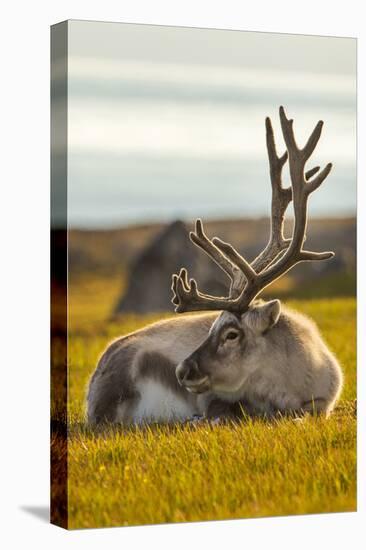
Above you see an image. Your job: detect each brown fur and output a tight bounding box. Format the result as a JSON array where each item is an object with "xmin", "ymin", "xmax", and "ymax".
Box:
[{"xmin": 87, "ymin": 342, "xmax": 138, "ymax": 424}]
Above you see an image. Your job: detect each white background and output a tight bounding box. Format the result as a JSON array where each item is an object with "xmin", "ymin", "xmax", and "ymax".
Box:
[{"xmin": 0, "ymin": 1, "xmax": 364, "ymax": 549}]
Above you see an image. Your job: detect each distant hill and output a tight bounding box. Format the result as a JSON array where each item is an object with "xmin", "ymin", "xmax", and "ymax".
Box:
[{"xmin": 67, "ymin": 216, "xmax": 356, "ymax": 313}]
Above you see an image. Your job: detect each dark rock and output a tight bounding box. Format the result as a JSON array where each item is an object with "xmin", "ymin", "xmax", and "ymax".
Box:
[{"xmin": 114, "ymin": 220, "xmax": 228, "ymax": 314}]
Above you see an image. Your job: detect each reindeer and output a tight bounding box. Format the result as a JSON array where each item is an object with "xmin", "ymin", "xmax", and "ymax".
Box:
[{"xmin": 87, "ymin": 107, "xmax": 343, "ymax": 426}]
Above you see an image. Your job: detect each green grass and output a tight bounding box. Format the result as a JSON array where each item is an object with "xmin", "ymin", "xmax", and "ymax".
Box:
[{"xmin": 62, "ymin": 278, "xmax": 356, "ymax": 529}]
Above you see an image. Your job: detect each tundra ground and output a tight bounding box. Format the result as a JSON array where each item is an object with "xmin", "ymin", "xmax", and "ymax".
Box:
[{"xmin": 54, "ymin": 275, "xmax": 356, "ymax": 529}]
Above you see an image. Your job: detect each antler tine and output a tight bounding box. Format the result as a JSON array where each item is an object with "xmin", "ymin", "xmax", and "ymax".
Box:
[
  {"xmin": 171, "ymin": 115, "xmax": 292, "ymax": 313},
  {"xmin": 189, "ymin": 219, "xmax": 246, "ymax": 298},
  {"xmin": 227, "ymin": 106, "xmax": 334, "ymax": 309},
  {"xmin": 171, "ymin": 267, "xmax": 242, "ymax": 313},
  {"xmin": 171, "ymin": 107, "xmax": 334, "ymax": 314},
  {"xmin": 251, "ymin": 106, "xmax": 334, "ymax": 291},
  {"xmin": 250, "ymin": 116, "xmax": 292, "ymax": 273},
  {"xmin": 253, "ymin": 133, "xmax": 323, "ymax": 274},
  {"xmin": 171, "ymin": 218, "xmax": 249, "ymax": 313}
]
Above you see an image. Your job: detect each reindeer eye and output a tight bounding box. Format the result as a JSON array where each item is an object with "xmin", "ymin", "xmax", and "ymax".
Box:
[{"xmin": 225, "ymin": 330, "xmax": 239, "ymax": 341}]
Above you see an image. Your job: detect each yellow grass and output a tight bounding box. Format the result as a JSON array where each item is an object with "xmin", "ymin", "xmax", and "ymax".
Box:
[{"xmin": 59, "ymin": 274, "xmax": 356, "ymax": 529}]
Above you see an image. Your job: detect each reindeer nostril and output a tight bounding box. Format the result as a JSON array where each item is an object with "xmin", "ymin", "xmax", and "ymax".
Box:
[
  {"xmin": 177, "ymin": 368, "xmax": 185, "ymax": 384},
  {"xmin": 177, "ymin": 359, "xmax": 199, "ymax": 384},
  {"xmin": 182, "ymin": 370, "xmax": 189, "ymax": 383},
  {"xmin": 187, "ymin": 361, "xmax": 196, "ymax": 380},
  {"xmin": 176, "ymin": 365, "xmax": 187, "ymax": 384}
]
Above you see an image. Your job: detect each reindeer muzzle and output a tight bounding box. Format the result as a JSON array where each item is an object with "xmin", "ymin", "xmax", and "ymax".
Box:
[{"xmin": 176, "ymin": 359, "xmax": 210, "ymax": 393}]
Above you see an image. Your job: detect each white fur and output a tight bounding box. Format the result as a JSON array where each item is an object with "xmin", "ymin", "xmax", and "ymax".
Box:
[{"xmin": 131, "ymin": 379, "xmax": 195, "ymax": 424}]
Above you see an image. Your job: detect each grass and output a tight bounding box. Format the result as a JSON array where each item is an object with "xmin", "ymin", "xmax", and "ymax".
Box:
[{"xmin": 59, "ymin": 274, "xmax": 357, "ymax": 529}]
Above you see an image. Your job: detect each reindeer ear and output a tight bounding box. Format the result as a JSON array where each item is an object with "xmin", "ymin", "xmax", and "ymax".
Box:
[{"xmin": 244, "ymin": 299, "xmax": 281, "ymax": 334}]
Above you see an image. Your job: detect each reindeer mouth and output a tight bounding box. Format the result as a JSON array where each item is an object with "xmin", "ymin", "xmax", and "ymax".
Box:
[{"xmin": 183, "ymin": 376, "xmax": 210, "ymax": 394}]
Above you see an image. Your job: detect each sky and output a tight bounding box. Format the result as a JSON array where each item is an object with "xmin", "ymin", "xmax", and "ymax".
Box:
[{"xmin": 61, "ymin": 20, "xmax": 356, "ymax": 228}]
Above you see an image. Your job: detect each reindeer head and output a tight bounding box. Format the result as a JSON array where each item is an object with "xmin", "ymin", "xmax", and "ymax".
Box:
[{"xmin": 173, "ymin": 106, "xmax": 334, "ymax": 395}]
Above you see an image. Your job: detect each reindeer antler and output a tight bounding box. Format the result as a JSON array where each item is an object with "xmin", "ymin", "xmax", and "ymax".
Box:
[
  {"xmin": 172, "ymin": 114, "xmax": 290, "ymax": 309},
  {"xmin": 171, "ymin": 106, "xmax": 334, "ymax": 314}
]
